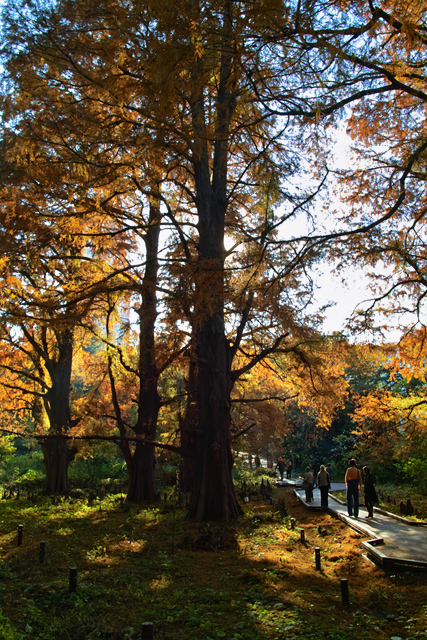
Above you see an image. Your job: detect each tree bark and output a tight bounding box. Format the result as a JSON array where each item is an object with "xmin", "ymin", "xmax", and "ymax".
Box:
[
  {"xmin": 126, "ymin": 439, "xmax": 158, "ymax": 502},
  {"xmin": 186, "ymin": 5, "xmax": 242, "ymax": 520},
  {"xmin": 187, "ymin": 318, "xmax": 242, "ymax": 520},
  {"xmin": 39, "ymin": 326, "xmax": 76, "ymax": 494},
  {"xmin": 125, "ymin": 190, "xmax": 161, "ymax": 503},
  {"xmin": 41, "ymin": 436, "xmax": 76, "ymax": 494},
  {"xmin": 179, "ymin": 352, "xmax": 198, "ymax": 493}
]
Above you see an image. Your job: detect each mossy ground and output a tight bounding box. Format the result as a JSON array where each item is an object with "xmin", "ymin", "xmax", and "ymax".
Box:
[{"xmin": 0, "ymin": 486, "xmax": 426, "ymax": 640}]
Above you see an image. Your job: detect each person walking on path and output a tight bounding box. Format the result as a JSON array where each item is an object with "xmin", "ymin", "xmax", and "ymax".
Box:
[
  {"xmin": 345, "ymin": 458, "xmax": 362, "ymax": 517},
  {"xmin": 363, "ymin": 466, "xmax": 377, "ymax": 518},
  {"xmin": 275, "ymin": 457, "xmax": 285, "ymax": 480},
  {"xmin": 312, "ymin": 460, "xmax": 320, "ymax": 487},
  {"xmin": 317, "ymin": 464, "xmax": 331, "ymax": 508},
  {"xmin": 303, "ymin": 467, "xmax": 314, "ymax": 503},
  {"xmin": 286, "ymin": 459, "xmax": 292, "ymax": 479}
]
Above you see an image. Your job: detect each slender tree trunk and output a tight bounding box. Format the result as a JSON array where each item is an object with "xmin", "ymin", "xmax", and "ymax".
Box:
[
  {"xmin": 126, "ymin": 189, "xmax": 161, "ymax": 503},
  {"xmin": 179, "ymin": 353, "xmax": 198, "ymax": 493}
]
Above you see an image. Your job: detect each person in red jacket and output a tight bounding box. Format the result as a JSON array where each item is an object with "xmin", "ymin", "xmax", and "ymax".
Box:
[
  {"xmin": 275, "ymin": 457, "xmax": 285, "ymax": 480},
  {"xmin": 345, "ymin": 458, "xmax": 362, "ymax": 518}
]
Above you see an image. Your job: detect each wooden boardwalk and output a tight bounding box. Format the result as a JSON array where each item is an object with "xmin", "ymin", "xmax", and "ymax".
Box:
[{"xmin": 286, "ymin": 481, "xmax": 427, "ymax": 570}]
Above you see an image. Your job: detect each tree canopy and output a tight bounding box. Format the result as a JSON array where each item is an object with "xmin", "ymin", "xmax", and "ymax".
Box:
[{"xmin": 1, "ymin": 0, "xmax": 427, "ymax": 519}]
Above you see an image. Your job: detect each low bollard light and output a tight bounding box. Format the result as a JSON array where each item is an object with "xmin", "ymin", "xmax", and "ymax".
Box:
[
  {"xmin": 315, "ymin": 547, "xmax": 321, "ymax": 570},
  {"xmin": 39, "ymin": 541, "xmax": 46, "ymax": 564},
  {"xmin": 69, "ymin": 567, "xmax": 78, "ymax": 593},
  {"xmin": 341, "ymin": 578, "xmax": 350, "ymax": 607},
  {"xmin": 141, "ymin": 622, "xmax": 154, "ymax": 639}
]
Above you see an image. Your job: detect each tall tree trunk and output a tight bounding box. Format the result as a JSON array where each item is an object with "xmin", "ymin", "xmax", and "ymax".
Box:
[
  {"xmin": 186, "ymin": 4, "xmax": 242, "ymax": 520},
  {"xmin": 126, "ymin": 189, "xmax": 161, "ymax": 503},
  {"xmin": 187, "ymin": 317, "xmax": 241, "ymax": 520}
]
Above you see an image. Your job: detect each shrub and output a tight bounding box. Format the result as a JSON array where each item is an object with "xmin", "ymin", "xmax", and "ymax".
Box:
[
  {"xmin": 402, "ymin": 458, "xmax": 427, "ymax": 494},
  {"xmin": 0, "ymin": 445, "xmax": 44, "ymax": 490},
  {"xmin": 0, "ymin": 608, "xmax": 24, "ymax": 640}
]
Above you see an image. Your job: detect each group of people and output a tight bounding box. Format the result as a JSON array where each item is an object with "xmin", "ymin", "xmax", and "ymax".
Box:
[
  {"xmin": 273, "ymin": 454, "xmax": 378, "ymax": 517},
  {"xmin": 301, "ymin": 458, "xmax": 377, "ymax": 517},
  {"xmin": 303, "ymin": 464, "xmax": 331, "ymax": 507},
  {"xmin": 275, "ymin": 457, "xmax": 293, "ymax": 480},
  {"xmin": 345, "ymin": 459, "xmax": 377, "ymax": 518}
]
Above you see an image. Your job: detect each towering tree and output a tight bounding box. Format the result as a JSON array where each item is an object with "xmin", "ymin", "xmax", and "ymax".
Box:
[{"xmin": 3, "ymin": 0, "xmax": 422, "ymax": 518}]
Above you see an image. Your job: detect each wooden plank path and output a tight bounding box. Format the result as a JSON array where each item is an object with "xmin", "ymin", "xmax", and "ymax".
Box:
[{"xmin": 287, "ymin": 480, "xmax": 427, "ymax": 570}]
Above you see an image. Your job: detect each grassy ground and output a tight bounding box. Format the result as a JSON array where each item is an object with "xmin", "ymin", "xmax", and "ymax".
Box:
[{"xmin": 0, "ymin": 486, "xmax": 427, "ymax": 640}]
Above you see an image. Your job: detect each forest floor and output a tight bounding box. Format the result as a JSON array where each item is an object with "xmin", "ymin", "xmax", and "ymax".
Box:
[{"xmin": 0, "ymin": 485, "xmax": 427, "ymax": 640}]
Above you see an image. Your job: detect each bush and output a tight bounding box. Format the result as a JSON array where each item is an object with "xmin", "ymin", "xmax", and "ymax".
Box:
[
  {"xmin": 69, "ymin": 441, "xmax": 127, "ymax": 490},
  {"xmin": 0, "ymin": 608, "xmax": 24, "ymax": 640},
  {"xmin": 402, "ymin": 458, "xmax": 427, "ymax": 493},
  {"xmin": 0, "ymin": 444, "xmax": 45, "ymax": 491}
]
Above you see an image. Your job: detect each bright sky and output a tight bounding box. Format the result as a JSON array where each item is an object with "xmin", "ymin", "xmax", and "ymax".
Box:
[{"xmin": 300, "ymin": 125, "xmax": 404, "ymax": 342}]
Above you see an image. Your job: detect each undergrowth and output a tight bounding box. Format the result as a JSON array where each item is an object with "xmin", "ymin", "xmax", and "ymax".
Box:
[{"xmin": 0, "ymin": 488, "xmax": 426, "ymax": 640}]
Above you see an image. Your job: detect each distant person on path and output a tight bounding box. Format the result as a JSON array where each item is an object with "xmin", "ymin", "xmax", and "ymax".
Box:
[
  {"xmin": 286, "ymin": 459, "xmax": 293, "ymax": 479},
  {"xmin": 345, "ymin": 458, "xmax": 362, "ymax": 517},
  {"xmin": 317, "ymin": 464, "xmax": 331, "ymax": 508},
  {"xmin": 304, "ymin": 467, "xmax": 314, "ymax": 502},
  {"xmin": 312, "ymin": 460, "xmax": 320, "ymax": 487},
  {"xmin": 255, "ymin": 454, "xmax": 261, "ymax": 468},
  {"xmin": 363, "ymin": 466, "xmax": 377, "ymax": 518},
  {"xmin": 275, "ymin": 457, "xmax": 285, "ymax": 480}
]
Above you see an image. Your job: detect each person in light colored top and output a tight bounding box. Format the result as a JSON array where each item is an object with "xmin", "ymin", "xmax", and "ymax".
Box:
[
  {"xmin": 345, "ymin": 458, "xmax": 362, "ymax": 517},
  {"xmin": 304, "ymin": 467, "xmax": 314, "ymax": 502},
  {"xmin": 317, "ymin": 464, "xmax": 331, "ymax": 508}
]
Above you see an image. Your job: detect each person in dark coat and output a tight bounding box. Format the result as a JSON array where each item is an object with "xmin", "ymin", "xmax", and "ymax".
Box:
[
  {"xmin": 312, "ymin": 460, "xmax": 320, "ymax": 487},
  {"xmin": 363, "ymin": 465, "xmax": 377, "ymax": 518}
]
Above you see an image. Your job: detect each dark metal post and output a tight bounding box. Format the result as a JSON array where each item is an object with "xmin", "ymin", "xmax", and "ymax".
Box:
[
  {"xmin": 290, "ymin": 517, "xmax": 295, "ymax": 530},
  {"xmin": 69, "ymin": 567, "xmax": 78, "ymax": 593},
  {"xmin": 141, "ymin": 622, "xmax": 154, "ymax": 639},
  {"xmin": 39, "ymin": 541, "xmax": 46, "ymax": 563},
  {"xmin": 17, "ymin": 524, "xmax": 23, "ymax": 546},
  {"xmin": 300, "ymin": 528, "xmax": 305, "ymax": 543},
  {"xmin": 315, "ymin": 547, "xmax": 321, "ymax": 570},
  {"xmin": 341, "ymin": 578, "xmax": 350, "ymax": 607}
]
